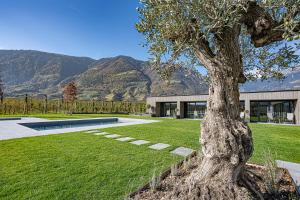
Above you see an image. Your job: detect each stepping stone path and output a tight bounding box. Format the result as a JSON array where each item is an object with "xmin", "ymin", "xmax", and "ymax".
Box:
[
  {"xmin": 149, "ymin": 143, "xmax": 170, "ymax": 150},
  {"xmin": 104, "ymin": 134, "xmax": 121, "ymax": 138},
  {"xmin": 94, "ymin": 132, "xmax": 109, "ymax": 135},
  {"xmin": 86, "ymin": 130, "xmax": 99, "ymax": 133},
  {"xmin": 87, "ymin": 130, "xmax": 196, "ymax": 158},
  {"xmin": 276, "ymin": 160, "xmax": 300, "ymax": 195},
  {"xmin": 116, "ymin": 137, "xmax": 135, "ymax": 142},
  {"xmin": 171, "ymin": 147, "xmax": 194, "ymax": 157},
  {"xmin": 130, "ymin": 140, "xmax": 150, "ymax": 145}
]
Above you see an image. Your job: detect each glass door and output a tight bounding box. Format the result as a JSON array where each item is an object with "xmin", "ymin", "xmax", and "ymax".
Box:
[{"xmin": 162, "ymin": 102, "xmax": 177, "ymax": 117}]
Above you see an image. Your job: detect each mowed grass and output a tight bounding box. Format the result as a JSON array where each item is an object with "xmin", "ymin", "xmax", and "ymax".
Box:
[
  {"xmin": 0, "ymin": 114, "xmax": 299, "ymax": 199},
  {"xmin": 102, "ymin": 118, "xmax": 300, "ymax": 164},
  {"xmin": 0, "ymin": 131, "xmax": 180, "ymax": 200}
]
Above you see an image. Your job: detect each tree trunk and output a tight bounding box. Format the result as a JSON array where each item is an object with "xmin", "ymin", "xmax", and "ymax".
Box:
[
  {"xmin": 196, "ymin": 66, "xmax": 254, "ymax": 199},
  {"xmin": 171, "ymin": 64, "xmax": 255, "ymax": 199},
  {"xmin": 165, "ymin": 27, "xmax": 258, "ymax": 199}
]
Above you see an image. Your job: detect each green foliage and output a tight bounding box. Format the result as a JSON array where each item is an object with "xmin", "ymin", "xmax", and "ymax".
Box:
[
  {"xmin": 242, "ymin": 39, "xmax": 300, "ymax": 80},
  {"xmin": 136, "ymin": 0, "xmax": 300, "ymax": 80},
  {"xmin": 0, "ymin": 98, "xmax": 146, "ymax": 115},
  {"xmin": 260, "ymin": 0, "xmax": 300, "ymax": 40}
]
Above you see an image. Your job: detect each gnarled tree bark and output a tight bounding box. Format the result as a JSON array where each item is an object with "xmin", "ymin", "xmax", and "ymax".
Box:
[
  {"xmin": 183, "ymin": 27, "xmax": 255, "ymax": 199},
  {"xmin": 172, "ymin": 63, "xmax": 255, "ymax": 199},
  {"xmin": 195, "ymin": 68, "xmax": 253, "ymax": 199}
]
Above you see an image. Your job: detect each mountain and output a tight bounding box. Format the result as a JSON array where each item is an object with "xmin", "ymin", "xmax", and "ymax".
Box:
[
  {"xmin": 2, "ymin": 50, "xmax": 297, "ymax": 100},
  {"xmin": 240, "ymin": 66, "xmax": 300, "ymax": 92},
  {"xmin": 0, "ymin": 50, "xmax": 208, "ymax": 101},
  {"xmin": 0, "ymin": 50, "xmax": 94, "ymax": 98}
]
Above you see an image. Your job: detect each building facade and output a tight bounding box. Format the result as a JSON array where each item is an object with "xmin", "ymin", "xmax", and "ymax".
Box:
[{"xmin": 146, "ymin": 90, "xmax": 300, "ymax": 125}]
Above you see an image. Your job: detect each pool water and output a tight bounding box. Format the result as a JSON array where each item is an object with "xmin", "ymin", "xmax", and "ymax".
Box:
[
  {"xmin": 19, "ymin": 118, "xmax": 119, "ymax": 131},
  {"xmin": 0, "ymin": 117, "xmax": 22, "ymax": 121}
]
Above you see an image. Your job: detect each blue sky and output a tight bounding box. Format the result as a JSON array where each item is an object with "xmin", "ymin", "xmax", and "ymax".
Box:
[
  {"xmin": 0, "ymin": 0, "xmax": 149, "ymax": 60},
  {"xmin": 0, "ymin": 0, "xmax": 298, "ymax": 64}
]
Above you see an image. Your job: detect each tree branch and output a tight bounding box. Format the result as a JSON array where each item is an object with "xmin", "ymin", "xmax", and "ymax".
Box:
[
  {"xmin": 195, "ymin": 33, "xmax": 215, "ymax": 58},
  {"xmin": 243, "ymin": 1, "xmax": 299, "ymax": 48},
  {"xmin": 251, "ymin": 28, "xmax": 284, "ymax": 47},
  {"xmin": 170, "ymin": 18, "xmax": 215, "ymax": 60},
  {"xmin": 194, "ymin": 48, "xmax": 217, "ymax": 72},
  {"xmin": 188, "ymin": 18, "xmax": 215, "ymax": 58}
]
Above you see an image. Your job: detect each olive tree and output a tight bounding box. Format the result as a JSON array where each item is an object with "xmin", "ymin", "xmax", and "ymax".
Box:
[{"xmin": 136, "ymin": 0, "xmax": 299, "ymax": 199}]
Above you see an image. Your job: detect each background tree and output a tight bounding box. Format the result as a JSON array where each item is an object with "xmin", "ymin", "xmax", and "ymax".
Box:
[
  {"xmin": 0, "ymin": 75, "xmax": 4, "ymax": 104},
  {"xmin": 63, "ymin": 82, "xmax": 77, "ymax": 114},
  {"xmin": 92, "ymin": 98, "xmax": 96, "ymax": 113},
  {"xmin": 23, "ymin": 94, "xmax": 29, "ymax": 114},
  {"xmin": 136, "ymin": 0, "xmax": 300, "ymax": 199},
  {"xmin": 43, "ymin": 94, "xmax": 48, "ymax": 114}
]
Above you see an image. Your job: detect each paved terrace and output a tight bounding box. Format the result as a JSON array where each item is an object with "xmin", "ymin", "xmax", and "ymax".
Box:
[{"xmin": 0, "ymin": 117, "xmax": 158, "ymax": 141}]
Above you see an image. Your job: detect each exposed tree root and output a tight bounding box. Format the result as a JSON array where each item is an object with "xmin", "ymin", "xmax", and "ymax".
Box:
[
  {"xmin": 241, "ymin": 170, "xmax": 264, "ymax": 200},
  {"xmin": 131, "ymin": 154, "xmax": 297, "ymax": 200},
  {"xmin": 163, "ymin": 165, "xmax": 260, "ymax": 200}
]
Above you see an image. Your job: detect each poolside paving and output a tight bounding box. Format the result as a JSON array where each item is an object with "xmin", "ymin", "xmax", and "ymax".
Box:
[
  {"xmin": 130, "ymin": 140, "xmax": 150, "ymax": 145},
  {"xmin": 171, "ymin": 147, "xmax": 194, "ymax": 157},
  {"xmin": 104, "ymin": 134, "xmax": 121, "ymax": 138},
  {"xmin": 0, "ymin": 117, "xmax": 158, "ymax": 141},
  {"xmin": 116, "ymin": 137, "xmax": 135, "ymax": 142},
  {"xmin": 276, "ymin": 160, "xmax": 300, "ymax": 195},
  {"xmin": 149, "ymin": 143, "xmax": 170, "ymax": 150}
]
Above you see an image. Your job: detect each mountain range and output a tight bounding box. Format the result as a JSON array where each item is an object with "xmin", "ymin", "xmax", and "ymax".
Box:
[
  {"xmin": 240, "ymin": 66, "xmax": 300, "ymax": 92},
  {"xmin": 1, "ymin": 50, "xmax": 299, "ymax": 101},
  {"xmin": 0, "ymin": 50, "xmax": 208, "ymax": 101}
]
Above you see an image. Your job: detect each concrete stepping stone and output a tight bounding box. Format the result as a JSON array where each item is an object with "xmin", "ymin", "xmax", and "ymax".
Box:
[
  {"xmin": 86, "ymin": 130, "xmax": 99, "ymax": 133},
  {"xmin": 116, "ymin": 137, "xmax": 135, "ymax": 142},
  {"xmin": 171, "ymin": 147, "xmax": 194, "ymax": 157},
  {"xmin": 276, "ymin": 160, "xmax": 300, "ymax": 195},
  {"xmin": 149, "ymin": 143, "xmax": 170, "ymax": 150},
  {"xmin": 130, "ymin": 140, "xmax": 150, "ymax": 145},
  {"xmin": 94, "ymin": 132, "xmax": 109, "ymax": 135},
  {"xmin": 104, "ymin": 134, "xmax": 121, "ymax": 138}
]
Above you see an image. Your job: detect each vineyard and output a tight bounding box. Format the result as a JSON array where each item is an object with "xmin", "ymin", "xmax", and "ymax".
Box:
[{"xmin": 0, "ymin": 98, "xmax": 146, "ymax": 115}]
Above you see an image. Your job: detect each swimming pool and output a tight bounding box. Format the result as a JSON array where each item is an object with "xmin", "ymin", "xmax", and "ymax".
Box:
[
  {"xmin": 19, "ymin": 118, "xmax": 119, "ymax": 131},
  {"xmin": 0, "ymin": 117, "xmax": 22, "ymax": 121}
]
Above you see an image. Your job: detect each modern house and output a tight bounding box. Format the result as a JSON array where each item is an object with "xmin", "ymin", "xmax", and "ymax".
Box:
[{"xmin": 146, "ymin": 90, "xmax": 300, "ymax": 125}]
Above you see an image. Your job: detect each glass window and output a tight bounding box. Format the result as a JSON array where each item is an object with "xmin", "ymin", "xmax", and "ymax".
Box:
[
  {"xmin": 184, "ymin": 101, "xmax": 244, "ymax": 119},
  {"xmin": 161, "ymin": 102, "xmax": 177, "ymax": 117},
  {"xmin": 250, "ymin": 100, "xmax": 295, "ymax": 123},
  {"xmin": 185, "ymin": 102, "xmax": 207, "ymax": 119}
]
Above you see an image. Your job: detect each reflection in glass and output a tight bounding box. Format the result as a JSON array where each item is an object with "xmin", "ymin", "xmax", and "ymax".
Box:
[
  {"xmin": 161, "ymin": 102, "xmax": 177, "ymax": 117},
  {"xmin": 185, "ymin": 102, "xmax": 207, "ymax": 119},
  {"xmin": 250, "ymin": 101, "xmax": 295, "ymax": 123}
]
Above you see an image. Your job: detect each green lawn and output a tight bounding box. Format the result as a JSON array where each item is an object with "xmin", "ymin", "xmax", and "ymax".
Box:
[{"xmin": 0, "ymin": 114, "xmax": 299, "ymax": 200}]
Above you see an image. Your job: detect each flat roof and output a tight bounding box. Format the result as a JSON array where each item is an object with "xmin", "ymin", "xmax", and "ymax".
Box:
[{"xmin": 148, "ymin": 89, "xmax": 300, "ymax": 98}]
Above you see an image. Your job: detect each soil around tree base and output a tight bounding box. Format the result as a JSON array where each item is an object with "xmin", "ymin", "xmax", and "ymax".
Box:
[{"xmin": 130, "ymin": 155, "xmax": 298, "ymax": 200}]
